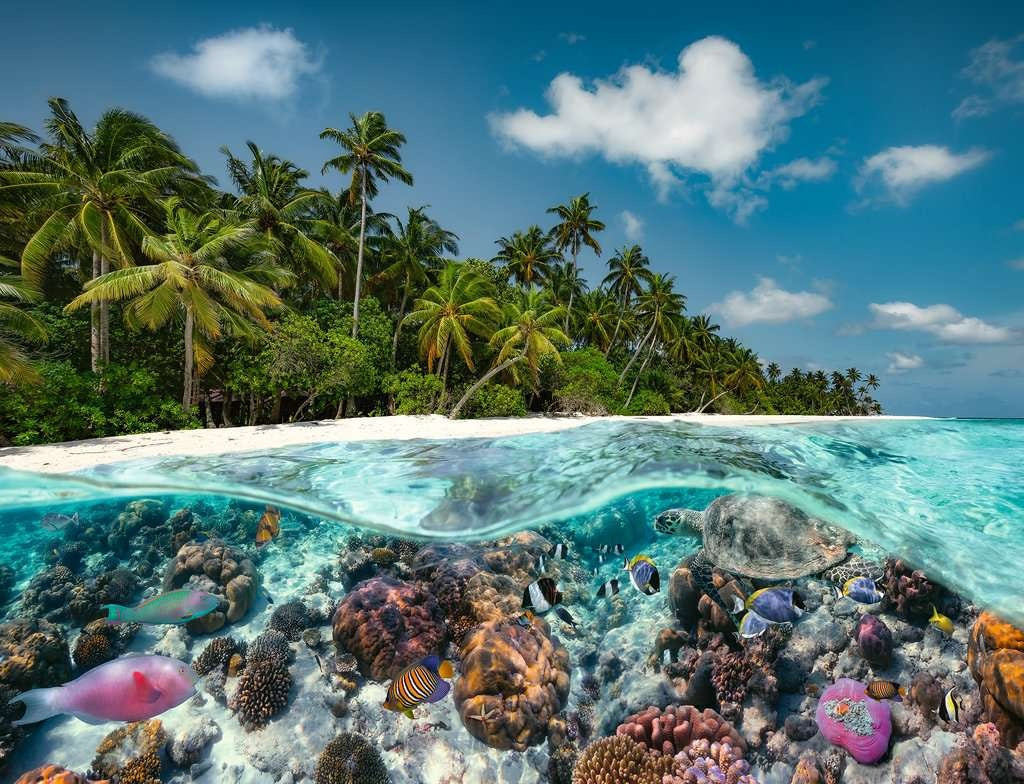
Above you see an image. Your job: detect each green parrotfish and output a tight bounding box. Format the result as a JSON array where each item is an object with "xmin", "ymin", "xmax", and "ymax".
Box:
[{"xmin": 102, "ymin": 589, "xmax": 220, "ymax": 626}]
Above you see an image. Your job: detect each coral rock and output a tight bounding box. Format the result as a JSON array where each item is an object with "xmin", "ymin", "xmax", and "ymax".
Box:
[
  {"xmin": 14, "ymin": 765, "xmax": 108, "ymax": 783},
  {"xmin": 313, "ymin": 732, "xmax": 390, "ymax": 784},
  {"xmin": 454, "ymin": 617, "xmax": 571, "ymax": 751},
  {"xmin": 192, "ymin": 636, "xmax": 244, "ymax": 677},
  {"xmin": 969, "ymin": 611, "xmax": 1024, "ymax": 747},
  {"xmin": 668, "ymin": 566, "xmax": 701, "ymax": 628},
  {"xmin": 615, "ymin": 705, "xmax": 746, "ymax": 756},
  {"xmin": 0, "ymin": 618, "xmax": 72, "ymax": 693},
  {"xmin": 90, "ymin": 719, "xmax": 166, "ymax": 782},
  {"xmin": 269, "ymin": 601, "xmax": 313, "ymax": 642},
  {"xmin": 789, "ymin": 756, "xmax": 823, "ymax": 784},
  {"xmin": 854, "ymin": 614, "xmax": 894, "ymax": 668},
  {"xmin": 815, "ymin": 678, "xmax": 892, "ymax": 764},
  {"xmin": 161, "ymin": 539, "xmax": 257, "ymax": 634},
  {"xmin": 168, "ymin": 716, "xmax": 220, "ymax": 767},
  {"xmin": 880, "ymin": 558, "xmax": 937, "ymax": 620},
  {"xmin": 230, "ymin": 656, "xmax": 292, "ymax": 731},
  {"xmin": 72, "ymin": 633, "xmax": 114, "ymax": 671},
  {"xmin": 571, "ymin": 735, "xmax": 675, "ymax": 784},
  {"xmin": 331, "ymin": 576, "xmax": 446, "ymax": 680}
]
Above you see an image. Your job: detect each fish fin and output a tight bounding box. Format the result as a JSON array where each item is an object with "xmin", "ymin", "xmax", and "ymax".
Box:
[
  {"xmin": 403, "ymin": 709, "xmax": 414, "ymax": 719},
  {"xmin": 622, "ymin": 557, "xmax": 629, "ymax": 570},
  {"xmin": 422, "ymin": 655, "xmax": 441, "ymax": 672},
  {"xmin": 101, "ymin": 604, "xmax": 127, "ymax": 625},
  {"xmin": 739, "ymin": 612, "xmax": 769, "ymax": 639},
  {"xmin": 9, "ymin": 687, "xmax": 62, "ymax": 726},
  {"xmin": 70, "ymin": 712, "xmax": 108, "ymax": 725},
  {"xmin": 731, "ymin": 596, "xmax": 745, "ymax": 613},
  {"xmin": 438, "ymin": 660, "xmax": 454, "ymax": 679},
  {"xmin": 132, "ymin": 671, "xmax": 162, "ymax": 704},
  {"xmin": 426, "ymin": 678, "xmax": 451, "ymax": 703},
  {"xmin": 521, "ymin": 587, "xmax": 532, "ymax": 610}
]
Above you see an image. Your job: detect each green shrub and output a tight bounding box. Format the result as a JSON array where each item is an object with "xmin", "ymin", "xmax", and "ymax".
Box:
[
  {"xmin": 384, "ymin": 369, "xmax": 443, "ymax": 415},
  {"xmin": 622, "ymin": 389, "xmax": 670, "ymax": 416},
  {"xmin": 550, "ymin": 348, "xmax": 621, "ymax": 414},
  {"xmin": 463, "ymin": 384, "xmax": 526, "ymax": 418}
]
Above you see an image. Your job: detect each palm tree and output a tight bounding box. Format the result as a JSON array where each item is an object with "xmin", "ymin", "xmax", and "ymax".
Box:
[
  {"xmin": 602, "ymin": 245, "xmax": 653, "ymax": 356},
  {"xmin": 492, "ymin": 226, "xmax": 559, "ymax": 290},
  {"xmin": 403, "ymin": 262, "xmax": 500, "ymax": 398},
  {"xmin": 577, "ymin": 289, "xmax": 617, "ymax": 353},
  {"xmin": 0, "ymin": 259, "xmax": 47, "ymax": 383},
  {"xmin": 547, "ymin": 193, "xmax": 604, "ymax": 333},
  {"xmin": 449, "ymin": 290, "xmax": 568, "ymax": 419},
  {"xmin": 378, "ymin": 206, "xmax": 458, "ymax": 366},
  {"xmin": 689, "ymin": 314, "xmax": 720, "ymax": 354},
  {"xmin": 545, "ymin": 261, "xmax": 586, "ymax": 327},
  {"xmin": 320, "ymin": 112, "xmax": 413, "ymax": 338},
  {"xmin": 3, "ymin": 98, "xmax": 202, "ymax": 369},
  {"xmin": 65, "ymin": 199, "xmax": 286, "ymax": 410},
  {"xmin": 766, "ymin": 362, "xmax": 782, "ymax": 384},
  {"xmin": 222, "ymin": 142, "xmax": 336, "ymax": 293},
  {"xmin": 619, "ymin": 272, "xmax": 685, "ymax": 386},
  {"xmin": 723, "ymin": 347, "xmax": 765, "ymax": 394}
]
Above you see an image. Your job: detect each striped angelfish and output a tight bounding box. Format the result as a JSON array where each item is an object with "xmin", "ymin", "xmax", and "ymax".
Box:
[
  {"xmin": 382, "ymin": 656, "xmax": 454, "ymax": 719},
  {"xmin": 624, "ymin": 554, "xmax": 661, "ymax": 595},
  {"xmin": 522, "ymin": 577, "xmax": 562, "ymax": 613},
  {"xmin": 596, "ymin": 578, "xmax": 620, "ymax": 599}
]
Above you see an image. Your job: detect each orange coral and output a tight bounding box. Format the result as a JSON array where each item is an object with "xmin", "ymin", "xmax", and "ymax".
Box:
[
  {"xmin": 969, "ymin": 612, "xmax": 1024, "ymax": 747},
  {"xmin": 14, "ymin": 765, "xmax": 108, "ymax": 784}
]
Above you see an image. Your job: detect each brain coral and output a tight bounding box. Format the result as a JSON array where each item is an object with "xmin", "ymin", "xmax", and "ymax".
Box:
[
  {"xmin": 454, "ymin": 616, "xmax": 571, "ymax": 751},
  {"xmin": 616, "ymin": 705, "xmax": 747, "ymax": 755},
  {"xmin": 331, "ymin": 576, "xmax": 446, "ymax": 680},
  {"xmin": 161, "ymin": 539, "xmax": 257, "ymax": 634},
  {"xmin": 313, "ymin": 733, "xmax": 391, "ymax": 784}
]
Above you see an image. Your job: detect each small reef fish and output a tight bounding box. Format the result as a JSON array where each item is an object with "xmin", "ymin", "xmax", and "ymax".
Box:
[
  {"xmin": 738, "ymin": 611, "xmax": 769, "ymax": 638},
  {"xmin": 835, "ymin": 576, "xmax": 885, "ymax": 604},
  {"xmin": 548, "ymin": 543, "xmax": 569, "ymax": 559},
  {"xmin": 623, "ymin": 555, "xmax": 660, "ymax": 596},
  {"xmin": 255, "ymin": 505, "xmax": 281, "ymax": 548},
  {"xmin": 39, "ymin": 512, "xmax": 79, "ymax": 532},
  {"xmin": 10, "ymin": 654, "xmax": 199, "ymax": 725},
  {"xmin": 938, "ymin": 687, "xmax": 963, "ymax": 723},
  {"xmin": 522, "ymin": 577, "xmax": 562, "ymax": 613},
  {"xmin": 865, "ymin": 680, "xmax": 906, "ymax": 701},
  {"xmin": 596, "ymin": 544, "xmax": 624, "ymax": 564},
  {"xmin": 192, "ymin": 532, "xmax": 211, "ymax": 543},
  {"xmin": 929, "ymin": 606, "xmax": 954, "ymax": 636},
  {"xmin": 515, "ymin": 610, "xmax": 536, "ymax": 627},
  {"xmin": 102, "ymin": 589, "xmax": 220, "ymax": 626},
  {"xmin": 383, "ymin": 656, "xmax": 455, "ymax": 719},
  {"xmin": 553, "ymin": 606, "xmax": 578, "ymax": 628},
  {"xmin": 264, "ymin": 589, "xmax": 275, "ymax": 605},
  {"xmin": 596, "ymin": 578, "xmax": 620, "ymax": 599},
  {"xmin": 733, "ymin": 587, "xmax": 804, "ymax": 624}
]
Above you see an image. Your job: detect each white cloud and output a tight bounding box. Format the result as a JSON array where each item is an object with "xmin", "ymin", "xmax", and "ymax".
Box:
[
  {"xmin": 560, "ymin": 32, "xmax": 586, "ymax": 45},
  {"xmin": 855, "ymin": 145, "xmax": 989, "ymax": 205},
  {"xmin": 620, "ymin": 210, "xmax": 644, "ymax": 241},
  {"xmin": 761, "ymin": 156, "xmax": 837, "ymax": 189},
  {"xmin": 953, "ymin": 35, "xmax": 1024, "ymax": 120},
  {"xmin": 869, "ymin": 301, "xmax": 1013, "ymax": 343},
  {"xmin": 489, "ymin": 36, "xmax": 826, "ymax": 222},
  {"xmin": 151, "ymin": 26, "xmax": 320, "ymax": 100},
  {"xmin": 1008, "ymin": 258, "xmax": 1024, "ymax": 270},
  {"xmin": 711, "ymin": 277, "xmax": 833, "ymax": 326},
  {"xmin": 533, "ymin": 50, "xmax": 547, "ymax": 63},
  {"xmin": 886, "ymin": 352, "xmax": 924, "ymax": 373}
]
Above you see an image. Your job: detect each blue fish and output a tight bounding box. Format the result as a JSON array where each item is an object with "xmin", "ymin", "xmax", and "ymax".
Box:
[
  {"xmin": 623, "ymin": 555, "xmax": 660, "ymax": 596},
  {"xmin": 734, "ymin": 587, "xmax": 804, "ymax": 624},
  {"xmin": 838, "ymin": 576, "xmax": 885, "ymax": 604},
  {"xmin": 738, "ymin": 611, "xmax": 769, "ymax": 638}
]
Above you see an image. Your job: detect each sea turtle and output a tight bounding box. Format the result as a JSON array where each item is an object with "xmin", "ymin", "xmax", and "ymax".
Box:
[
  {"xmin": 656, "ymin": 493, "xmax": 854, "ymax": 580},
  {"xmin": 823, "ymin": 554, "xmax": 884, "ymax": 585}
]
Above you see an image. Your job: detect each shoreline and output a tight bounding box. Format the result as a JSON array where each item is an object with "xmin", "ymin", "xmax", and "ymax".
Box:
[{"xmin": 0, "ymin": 413, "xmax": 930, "ymax": 475}]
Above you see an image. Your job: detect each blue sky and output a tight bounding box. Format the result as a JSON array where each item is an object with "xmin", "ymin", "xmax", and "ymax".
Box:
[{"xmin": 4, "ymin": 1, "xmax": 1023, "ymax": 416}]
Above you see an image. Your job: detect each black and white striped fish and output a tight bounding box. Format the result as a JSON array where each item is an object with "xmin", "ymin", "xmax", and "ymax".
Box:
[
  {"xmin": 596, "ymin": 578, "xmax": 620, "ymax": 599},
  {"xmin": 522, "ymin": 577, "xmax": 562, "ymax": 613},
  {"xmin": 549, "ymin": 543, "xmax": 569, "ymax": 559},
  {"xmin": 938, "ymin": 687, "xmax": 963, "ymax": 723},
  {"xmin": 596, "ymin": 544, "xmax": 624, "ymax": 563}
]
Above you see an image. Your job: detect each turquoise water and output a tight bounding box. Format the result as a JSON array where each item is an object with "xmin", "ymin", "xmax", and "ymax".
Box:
[{"xmin": 2, "ymin": 418, "xmax": 1022, "ymax": 623}]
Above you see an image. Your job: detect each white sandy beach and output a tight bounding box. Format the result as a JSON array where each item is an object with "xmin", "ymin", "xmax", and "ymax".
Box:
[{"xmin": 0, "ymin": 413, "xmax": 929, "ymax": 475}]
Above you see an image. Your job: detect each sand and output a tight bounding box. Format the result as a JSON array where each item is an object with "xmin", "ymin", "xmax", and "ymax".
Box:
[{"xmin": 0, "ymin": 413, "xmax": 929, "ymax": 475}]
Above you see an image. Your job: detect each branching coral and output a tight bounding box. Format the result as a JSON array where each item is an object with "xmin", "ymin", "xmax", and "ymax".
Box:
[
  {"xmin": 72, "ymin": 633, "xmax": 114, "ymax": 671},
  {"xmin": 90, "ymin": 720, "xmax": 165, "ymax": 783},
  {"xmin": 247, "ymin": 630, "xmax": 291, "ymax": 666},
  {"xmin": 616, "ymin": 705, "xmax": 746, "ymax": 756},
  {"xmin": 270, "ymin": 601, "xmax": 312, "ymax": 642},
  {"xmin": 313, "ymin": 732, "xmax": 390, "ymax": 784},
  {"xmin": 572, "ymin": 736, "xmax": 675, "ymax": 784},
  {"xmin": 193, "ymin": 636, "xmax": 245, "ymax": 676},
  {"xmin": 231, "ymin": 656, "xmax": 292, "ymax": 731}
]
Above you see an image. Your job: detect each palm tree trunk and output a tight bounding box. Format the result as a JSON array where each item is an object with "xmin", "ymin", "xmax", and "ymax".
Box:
[
  {"xmin": 618, "ymin": 321, "xmax": 655, "ymax": 385},
  {"xmin": 564, "ymin": 252, "xmax": 576, "ymax": 336},
  {"xmin": 391, "ymin": 276, "xmax": 410, "ymax": 368},
  {"xmin": 605, "ymin": 291, "xmax": 628, "ymax": 358},
  {"xmin": 90, "ymin": 248, "xmax": 101, "ymax": 372},
  {"xmin": 99, "ymin": 219, "xmax": 110, "ymax": 365},
  {"xmin": 449, "ymin": 356, "xmax": 522, "ymax": 419},
  {"xmin": 624, "ymin": 342, "xmax": 656, "ymax": 409},
  {"xmin": 182, "ymin": 311, "xmax": 194, "ymax": 412},
  {"xmin": 352, "ymin": 169, "xmax": 368, "ymax": 339},
  {"xmin": 222, "ymin": 391, "xmax": 234, "ymax": 427}
]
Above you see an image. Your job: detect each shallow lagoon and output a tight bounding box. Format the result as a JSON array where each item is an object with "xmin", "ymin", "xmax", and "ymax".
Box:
[{"xmin": 1, "ymin": 418, "xmax": 1022, "ymax": 783}]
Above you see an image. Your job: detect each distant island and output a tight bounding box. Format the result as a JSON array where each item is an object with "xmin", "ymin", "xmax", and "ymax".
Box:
[{"xmin": 0, "ymin": 102, "xmax": 881, "ymax": 447}]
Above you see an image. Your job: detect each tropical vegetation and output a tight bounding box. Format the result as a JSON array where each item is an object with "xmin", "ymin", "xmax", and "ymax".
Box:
[{"xmin": 0, "ymin": 99, "xmax": 883, "ymax": 446}]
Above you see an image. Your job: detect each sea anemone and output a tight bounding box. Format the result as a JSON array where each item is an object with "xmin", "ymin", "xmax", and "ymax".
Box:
[{"xmin": 313, "ymin": 732, "xmax": 390, "ymax": 784}]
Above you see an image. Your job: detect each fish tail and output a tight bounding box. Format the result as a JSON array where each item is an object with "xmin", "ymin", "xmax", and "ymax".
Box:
[
  {"xmin": 10, "ymin": 686, "xmax": 63, "ymax": 725},
  {"xmin": 101, "ymin": 604, "xmax": 129, "ymax": 625}
]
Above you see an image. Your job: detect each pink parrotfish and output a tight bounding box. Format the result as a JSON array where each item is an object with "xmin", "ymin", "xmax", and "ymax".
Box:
[
  {"xmin": 10, "ymin": 654, "xmax": 199, "ymax": 725},
  {"xmin": 102, "ymin": 589, "xmax": 220, "ymax": 625}
]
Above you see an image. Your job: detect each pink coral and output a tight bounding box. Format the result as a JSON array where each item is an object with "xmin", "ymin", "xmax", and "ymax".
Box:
[
  {"xmin": 616, "ymin": 705, "xmax": 746, "ymax": 756},
  {"xmin": 815, "ymin": 678, "xmax": 891, "ymax": 764}
]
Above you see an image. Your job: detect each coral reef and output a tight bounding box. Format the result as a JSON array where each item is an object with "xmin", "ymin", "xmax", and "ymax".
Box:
[
  {"xmin": 107, "ymin": 499, "xmax": 166, "ymax": 558},
  {"xmin": 313, "ymin": 732, "xmax": 391, "ymax": 784},
  {"xmin": 269, "ymin": 600, "xmax": 313, "ymax": 642},
  {"xmin": 454, "ymin": 617, "xmax": 571, "ymax": 751},
  {"xmin": 815, "ymin": 678, "xmax": 892, "ymax": 764},
  {"xmin": 230, "ymin": 655, "xmax": 292, "ymax": 731},
  {"xmin": 247, "ymin": 629, "xmax": 291, "ymax": 666},
  {"xmin": 193, "ymin": 636, "xmax": 245, "ymax": 676},
  {"xmin": 853, "ymin": 614, "xmax": 893, "ymax": 668},
  {"xmin": 72, "ymin": 632, "xmax": 114, "ymax": 671},
  {"xmin": 663, "ymin": 737, "xmax": 757, "ymax": 784},
  {"xmin": 94, "ymin": 568, "xmax": 138, "ymax": 607},
  {"xmin": 615, "ymin": 705, "xmax": 746, "ymax": 755},
  {"xmin": 936, "ymin": 721, "xmax": 1024, "ymax": 783},
  {"xmin": 17, "ymin": 565, "xmax": 84, "ymax": 623},
  {"xmin": 161, "ymin": 539, "xmax": 258, "ymax": 634},
  {"xmin": 0, "ymin": 618, "xmax": 72, "ymax": 693},
  {"xmin": 331, "ymin": 576, "xmax": 446, "ymax": 680},
  {"xmin": 0, "ymin": 565, "xmax": 13, "ymax": 606},
  {"xmin": 880, "ymin": 558, "xmax": 938, "ymax": 620},
  {"xmin": 90, "ymin": 719, "xmax": 165, "ymax": 783},
  {"xmin": 969, "ymin": 611, "xmax": 1024, "ymax": 747},
  {"xmin": 14, "ymin": 765, "xmax": 107, "ymax": 784},
  {"xmin": 571, "ymin": 735, "xmax": 675, "ymax": 784},
  {"xmin": 167, "ymin": 716, "xmax": 220, "ymax": 767}
]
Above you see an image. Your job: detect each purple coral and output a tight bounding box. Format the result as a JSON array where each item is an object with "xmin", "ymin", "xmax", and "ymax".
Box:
[
  {"xmin": 881, "ymin": 558, "xmax": 937, "ymax": 620},
  {"xmin": 854, "ymin": 614, "xmax": 894, "ymax": 668},
  {"xmin": 664, "ymin": 738, "xmax": 759, "ymax": 784},
  {"xmin": 815, "ymin": 678, "xmax": 892, "ymax": 764}
]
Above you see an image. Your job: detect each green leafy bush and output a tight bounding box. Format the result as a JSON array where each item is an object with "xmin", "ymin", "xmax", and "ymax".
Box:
[
  {"xmin": 463, "ymin": 384, "xmax": 526, "ymax": 418},
  {"xmin": 622, "ymin": 389, "xmax": 670, "ymax": 416},
  {"xmin": 550, "ymin": 348, "xmax": 622, "ymax": 414},
  {"xmin": 384, "ymin": 369, "xmax": 443, "ymax": 415}
]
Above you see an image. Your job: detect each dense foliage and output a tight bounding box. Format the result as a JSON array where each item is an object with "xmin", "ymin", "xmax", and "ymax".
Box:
[{"xmin": 0, "ymin": 100, "xmax": 882, "ymax": 445}]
